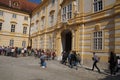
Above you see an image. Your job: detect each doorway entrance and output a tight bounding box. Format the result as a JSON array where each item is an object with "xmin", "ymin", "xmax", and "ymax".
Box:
[{"xmin": 61, "ymin": 30, "xmax": 72, "ymax": 52}]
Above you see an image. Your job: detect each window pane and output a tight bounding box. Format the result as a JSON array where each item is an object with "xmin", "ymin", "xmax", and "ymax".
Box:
[
  {"xmin": 24, "ymin": 16, "xmax": 28, "ymax": 20},
  {"xmin": 0, "ymin": 11, "xmax": 3, "ymax": 16},
  {"xmin": 10, "ymin": 40, "xmax": 14, "ymax": 47},
  {"xmin": 93, "ymin": 31, "xmax": 102, "ymax": 50},
  {"xmin": 12, "ymin": 14, "xmax": 16, "ymax": 18},
  {"xmin": 0, "ymin": 23, "xmax": 2, "ymax": 30}
]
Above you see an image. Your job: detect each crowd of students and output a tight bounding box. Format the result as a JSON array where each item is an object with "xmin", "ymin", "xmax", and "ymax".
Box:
[
  {"xmin": 0, "ymin": 46, "xmax": 120, "ymax": 75},
  {"xmin": 61, "ymin": 50, "xmax": 81, "ymax": 70}
]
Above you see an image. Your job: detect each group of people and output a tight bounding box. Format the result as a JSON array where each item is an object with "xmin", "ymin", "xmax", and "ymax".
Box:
[
  {"xmin": 0, "ymin": 46, "xmax": 27, "ymax": 57},
  {"xmin": 91, "ymin": 52, "xmax": 120, "ymax": 75},
  {"xmin": 108, "ymin": 52, "xmax": 120, "ymax": 76},
  {"xmin": 1, "ymin": 45, "xmax": 120, "ymax": 74},
  {"xmin": 61, "ymin": 50, "xmax": 120, "ymax": 75},
  {"xmin": 61, "ymin": 50, "xmax": 81, "ymax": 70}
]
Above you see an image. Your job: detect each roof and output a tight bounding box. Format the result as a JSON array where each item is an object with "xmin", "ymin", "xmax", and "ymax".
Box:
[{"xmin": 0, "ymin": 0, "xmax": 38, "ymax": 13}]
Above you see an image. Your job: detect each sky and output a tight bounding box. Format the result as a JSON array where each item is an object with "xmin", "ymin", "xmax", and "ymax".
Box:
[{"xmin": 28, "ymin": 0, "xmax": 41, "ymax": 4}]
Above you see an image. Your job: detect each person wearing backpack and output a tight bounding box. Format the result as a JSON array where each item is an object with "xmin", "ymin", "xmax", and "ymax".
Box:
[{"xmin": 92, "ymin": 52, "xmax": 101, "ymax": 73}]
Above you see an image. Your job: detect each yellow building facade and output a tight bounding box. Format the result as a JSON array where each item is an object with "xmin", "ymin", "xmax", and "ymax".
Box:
[
  {"xmin": 0, "ymin": 0, "xmax": 37, "ymax": 48},
  {"xmin": 0, "ymin": 0, "xmax": 120, "ymax": 69},
  {"xmin": 31, "ymin": 0, "xmax": 120, "ymax": 69}
]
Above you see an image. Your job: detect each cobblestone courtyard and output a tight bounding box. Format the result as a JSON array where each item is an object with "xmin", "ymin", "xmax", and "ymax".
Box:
[{"xmin": 0, "ymin": 56, "xmax": 120, "ymax": 80}]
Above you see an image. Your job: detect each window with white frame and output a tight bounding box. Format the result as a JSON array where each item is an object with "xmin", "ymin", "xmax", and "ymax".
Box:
[
  {"xmin": 67, "ymin": 3, "xmax": 72, "ymax": 19},
  {"xmin": 62, "ymin": 7, "xmax": 66, "ymax": 21},
  {"xmin": 24, "ymin": 16, "xmax": 28, "ymax": 20},
  {"xmin": 62, "ymin": 3, "xmax": 72, "ymax": 22},
  {"xmin": 0, "ymin": 10, "xmax": 3, "ymax": 16},
  {"xmin": 41, "ymin": 18, "xmax": 45, "ymax": 30},
  {"xmin": 50, "ymin": 14, "xmax": 54, "ymax": 26},
  {"xmin": 93, "ymin": 31, "xmax": 102, "ymax": 50},
  {"xmin": 42, "ymin": 7, "xmax": 45, "ymax": 14},
  {"xmin": 11, "ymin": 24, "xmax": 15, "ymax": 32},
  {"xmin": 23, "ymin": 27, "xmax": 27, "ymax": 34},
  {"xmin": 37, "ymin": 12, "xmax": 39, "ymax": 17},
  {"xmin": 12, "ymin": 14, "xmax": 17, "ymax": 18},
  {"xmin": 0, "ymin": 23, "xmax": 2, "ymax": 31},
  {"xmin": 22, "ymin": 41, "xmax": 26, "ymax": 48},
  {"xmin": 93, "ymin": 0, "xmax": 103, "ymax": 12},
  {"xmin": 10, "ymin": 40, "xmax": 14, "ymax": 47},
  {"xmin": 51, "ymin": 0, "xmax": 55, "ymax": 5}
]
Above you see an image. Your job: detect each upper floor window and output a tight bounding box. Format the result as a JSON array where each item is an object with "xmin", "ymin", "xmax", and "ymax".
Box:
[
  {"xmin": 52, "ymin": 0, "xmax": 55, "ymax": 5},
  {"xmin": 93, "ymin": 31, "xmax": 103, "ymax": 50},
  {"xmin": 0, "ymin": 23, "xmax": 2, "ymax": 31},
  {"xmin": 11, "ymin": 24, "xmax": 15, "ymax": 32},
  {"xmin": 93, "ymin": 0, "xmax": 103, "ymax": 12},
  {"xmin": 9, "ymin": 40, "xmax": 14, "ymax": 47},
  {"xmin": 62, "ymin": 3, "xmax": 72, "ymax": 22},
  {"xmin": 12, "ymin": 14, "xmax": 17, "ymax": 18},
  {"xmin": 37, "ymin": 12, "xmax": 40, "ymax": 17},
  {"xmin": 23, "ymin": 27, "xmax": 27, "ymax": 34},
  {"xmin": 42, "ymin": 7, "xmax": 45, "ymax": 13},
  {"xmin": 41, "ymin": 18, "xmax": 45, "ymax": 30},
  {"xmin": 24, "ymin": 16, "xmax": 28, "ymax": 20},
  {"xmin": 67, "ymin": 4, "xmax": 72, "ymax": 19},
  {"xmin": 13, "ymin": 1, "xmax": 19, "ymax": 7},
  {"xmin": 0, "ymin": 10, "xmax": 3, "ymax": 16},
  {"xmin": 50, "ymin": 14, "xmax": 54, "ymax": 26},
  {"xmin": 62, "ymin": 7, "xmax": 66, "ymax": 21}
]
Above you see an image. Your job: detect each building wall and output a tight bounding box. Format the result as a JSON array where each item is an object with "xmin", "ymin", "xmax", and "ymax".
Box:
[
  {"xmin": 31, "ymin": 0, "xmax": 120, "ymax": 70},
  {"xmin": 0, "ymin": 8, "xmax": 30, "ymax": 47}
]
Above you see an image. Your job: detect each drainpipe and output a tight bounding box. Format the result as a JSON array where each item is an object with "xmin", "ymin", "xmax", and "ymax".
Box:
[{"xmin": 28, "ymin": 13, "xmax": 32, "ymax": 48}]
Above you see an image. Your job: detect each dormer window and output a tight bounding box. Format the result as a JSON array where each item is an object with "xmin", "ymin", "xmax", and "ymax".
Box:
[{"xmin": 13, "ymin": 1, "xmax": 19, "ymax": 7}]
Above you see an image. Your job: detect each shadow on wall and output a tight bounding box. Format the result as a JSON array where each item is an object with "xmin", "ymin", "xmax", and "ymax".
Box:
[{"xmin": 104, "ymin": 9, "xmax": 115, "ymax": 53}]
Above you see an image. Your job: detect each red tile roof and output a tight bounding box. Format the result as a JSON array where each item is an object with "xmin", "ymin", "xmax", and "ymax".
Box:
[{"xmin": 0, "ymin": 0, "xmax": 38, "ymax": 13}]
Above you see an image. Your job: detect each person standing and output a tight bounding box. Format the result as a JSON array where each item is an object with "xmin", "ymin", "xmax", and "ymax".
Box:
[
  {"xmin": 92, "ymin": 52, "xmax": 100, "ymax": 73},
  {"xmin": 108, "ymin": 52, "xmax": 117, "ymax": 75}
]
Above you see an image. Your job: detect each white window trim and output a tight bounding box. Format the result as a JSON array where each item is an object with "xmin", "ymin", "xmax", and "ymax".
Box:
[
  {"xmin": 93, "ymin": 0, "xmax": 103, "ymax": 12},
  {"xmin": 92, "ymin": 30, "xmax": 104, "ymax": 51}
]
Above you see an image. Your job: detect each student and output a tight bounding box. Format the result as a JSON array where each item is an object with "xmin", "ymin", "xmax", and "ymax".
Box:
[
  {"xmin": 108, "ymin": 52, "xmax": 117, "ymax": 75},
  {"xmin": 92, "ymin": 52, "xmax": 100, "ymax": 73}
]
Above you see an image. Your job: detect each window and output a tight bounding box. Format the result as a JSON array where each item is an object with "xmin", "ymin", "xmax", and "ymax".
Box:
[
  {"xmin": 62, "ymin": 7, "xmax": 66, "ymax": 21},
  {"xmin": 50, "ymin": 14, "xmax": 54, "ymax": 26},
  {"xmin": 0, "ymin": 23, "xmax": 2, "ymax": 31},
  {"xmin": 24, "ymin": 16, "xmax": 28, "ymax": 20},
  {"xmin": 52, "ymin": 0, "xmax": 55, "ymax": 5},
  {"xmin": 93, "ymin": 31, "xmax": 102, "ymax": 50},
  {"xmin": 41, "ymin": 18, "xmax": 45, "ymax": 30},
  {"xmin": 22, "ymin": 41, "xmax": 26, "ymax": 48},
  {"xmin": 9, "ymin": 40, "xmax": 14, "ymax": 47},
  {"xmin": 67, "ymin": 4, "xmax": 72, "ymax": 19},
  {"xmin": 42, "ymin": 7, "xmax": 45, "ymax": 13},
  {"xmin": 0, "ymin": 10, "xmax": 3, "ymax": 16},
  {"xmin": 13, "ymin": 1, "xmax": 19, "ymax": 7},
  {"xmin": 23, "ymin": 27, "xmax": 27, "ymax": 34},
  {"xmin": 12, "ymin": 14, "xmax": 17, "ymax": 18},
  {"xmin": 37, "ymin": 12, "xmax": 39, "ymax": 17},
  {"xmin": 93, "ymin": 0, "xmax": 103, "ymax": 12},
  {"xmin": 62, "ymin": 3, "xmax": 72, "ymax": 22},
  {"xmin": 11, "ymin": 24, "xmax": 15, "ymax": 32}
]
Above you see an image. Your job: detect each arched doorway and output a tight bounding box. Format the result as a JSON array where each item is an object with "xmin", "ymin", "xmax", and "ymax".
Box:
[{"xmin": 61, "ymin": 29, "xmax": 72, "ymax": 53}]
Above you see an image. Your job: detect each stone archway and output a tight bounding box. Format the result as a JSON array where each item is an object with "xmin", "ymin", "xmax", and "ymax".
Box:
[{"xmin": 61, "ymin": 29, "xmax": 72, "ymax": 53}]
